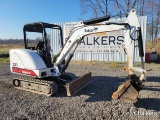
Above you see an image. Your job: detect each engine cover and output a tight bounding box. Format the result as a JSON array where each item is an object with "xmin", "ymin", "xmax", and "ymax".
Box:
[{"xmin": 9, "ymin": 49, "xmax": 48, "ymax": 77}]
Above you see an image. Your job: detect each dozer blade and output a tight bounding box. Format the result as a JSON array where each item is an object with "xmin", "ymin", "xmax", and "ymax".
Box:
[{"xmin": 66, "ymin": 72, "xmax": 92, "ymax": 96}]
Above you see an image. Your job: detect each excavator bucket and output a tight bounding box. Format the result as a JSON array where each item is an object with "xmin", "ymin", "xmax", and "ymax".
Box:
[
  {"xmin": 66, "ymin": 72, "xmax": 92, "ymax": 96},
  {"xmin": 112, "ymin": 75, "xmax": 143, "ymax": 101},
  {"xmin": 112, "ymin": 81, "xmax": 139, "ymax": 101}
]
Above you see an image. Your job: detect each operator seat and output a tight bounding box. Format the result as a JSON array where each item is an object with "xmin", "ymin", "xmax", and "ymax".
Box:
[
  {"xmin": 36, "ymin": 41, "xmax": 44, "ymax": 51},
  {"xmin": 36, "ymin": 41, "xmax": 45, "ymax": 60}
]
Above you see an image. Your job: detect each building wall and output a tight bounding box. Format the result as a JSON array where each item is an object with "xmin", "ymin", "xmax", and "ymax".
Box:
[{"xmin": 51, "ymin": 16, "xmax": 147, "ymax": 62}]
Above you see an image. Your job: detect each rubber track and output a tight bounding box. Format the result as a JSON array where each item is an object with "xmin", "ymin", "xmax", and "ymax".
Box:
[{"xmin": 13, "ymin": 76, "xmax": 58, "ymax": 96}]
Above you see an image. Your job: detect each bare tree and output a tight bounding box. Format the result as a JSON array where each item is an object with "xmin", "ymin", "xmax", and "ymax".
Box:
[
  {"xmin": 154, "ymin": 0, "xmax": 160, "ymax": 40},
  {"xmin": 140, "ymin": 0, "xmax": 144, "ymax": 16},
  {"xmin": 80, "ymin": 0, "xmax": 107, "ymax": 18},
  {"xmin": 145, "ymin": 0, "xmax": 160, "ymax": 41},
  {"xmin": 80, "ymin": 0, "xmax": 160, "ymax": 41},
  {"xmin": 80, "ymin": 0, "xmax": 138, "ymax": 18}
]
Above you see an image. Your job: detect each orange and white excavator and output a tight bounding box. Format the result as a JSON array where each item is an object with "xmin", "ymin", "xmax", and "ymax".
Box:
[{"xmin": 9, "ymin": 9, "xmax": 146, "ymax": 101}]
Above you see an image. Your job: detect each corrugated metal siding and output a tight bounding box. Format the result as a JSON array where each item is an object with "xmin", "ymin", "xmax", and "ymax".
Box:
[
  {"xmin": 72, "ymin": 52, "xmax": 126, "ymax": 62},
  {"xmin": 50, "ymin": 22, "xmax": 65, "ymax": 55},
  {"xmin": 51, "ymin": 16, "xmax": 147, "ymax": 62}
]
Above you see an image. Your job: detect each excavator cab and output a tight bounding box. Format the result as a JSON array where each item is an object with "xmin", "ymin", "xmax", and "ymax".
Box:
[
  {"xmin": 23, "ymin": 22, "xmax": 63, "ymax": 67},
  {"xmin": 10, "ymin": 22, "xmax": 92, "ymax": 97}
]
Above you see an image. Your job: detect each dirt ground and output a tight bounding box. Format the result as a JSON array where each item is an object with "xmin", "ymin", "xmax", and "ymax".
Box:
[{"xmin": 0, "ymin": 61, "xmax": 160, "ymax": 120}]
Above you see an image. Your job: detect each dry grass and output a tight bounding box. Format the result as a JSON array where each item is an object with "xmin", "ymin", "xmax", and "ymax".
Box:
[
  {"xmin": 145, "ymin": 38, "xmax": 160, "ymax": 53},
  {"xmin": 0, "ymin": 45, "xmax": 21, "ymax": 63},
  {"xmin": 0, "ymin": 45, "xmax": 21, "ymax": 54},
  {"xmin": 0, "ymin": 58, "xmax": 10, "ymax": 63}
]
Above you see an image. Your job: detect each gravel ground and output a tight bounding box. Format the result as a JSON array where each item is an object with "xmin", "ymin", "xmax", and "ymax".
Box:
[{"xmin": 0, "ymin": 61, "xmax": 160, "ymax": 120}]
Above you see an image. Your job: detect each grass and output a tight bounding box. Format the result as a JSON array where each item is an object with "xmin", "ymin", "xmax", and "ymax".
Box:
[
  {"xmin": 108, "ymin": 63, "xmax": 120, "ymax": 68},
  {"xmin": 0, "ymin": 45, "xmax": 21, "ymax": 63},
  {"xmin": 0, "ymin": 47, "xmax": 11, "ymax": 54},
  {"xmin": 134, "ymin": 62, "xmax": 142, "ymax": 66},
  {"xmin": 0, "ymin": 46, "xmax": 20, "ymax": 54},
  {"xmin": 105, "ymin": 62, "xmax": 125, "ymax": 68},
  {"xmin": 0, "ymin": 57, "xmax": 10, "ymax": 63},
  {"xmin": 107, "ymin": 62, "xmax": 142, "ymax": 68}
]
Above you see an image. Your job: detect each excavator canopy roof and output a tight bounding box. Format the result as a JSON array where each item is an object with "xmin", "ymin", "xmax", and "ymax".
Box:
[
  {"xmin": 23, "ymin": 22, "xmax": 63, "ymax": 49},
  {"xmin": 23, "ymin": 22, "xmax": 61, "ymax": 33}
]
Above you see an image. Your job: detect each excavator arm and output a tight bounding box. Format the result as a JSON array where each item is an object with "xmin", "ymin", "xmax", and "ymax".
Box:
[
  {"xmin": 55, "ymin": 9, "xmax": 141, "ymax": 69},
  {"xmin": 54, "ymin": 9, "xmax": 146, "ymax": 100}
]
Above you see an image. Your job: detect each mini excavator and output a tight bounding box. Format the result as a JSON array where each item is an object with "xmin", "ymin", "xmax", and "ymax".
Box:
[{"xmin": 9, "ymin": 9, "xmax": 146, "ymax": 101}]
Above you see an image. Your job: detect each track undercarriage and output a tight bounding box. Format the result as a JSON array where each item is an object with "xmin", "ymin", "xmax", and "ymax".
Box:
[
  {"xmin": 13, "ymin": 76, "xmax": 58, "ymax": 96},
  {"xmin": 12, "ymin": 72, "xmax": 92, "ymax": 96}
]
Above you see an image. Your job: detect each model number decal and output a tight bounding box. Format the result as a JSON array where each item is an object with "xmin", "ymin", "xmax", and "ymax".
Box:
[{"xmin": 13, "ymin": 63, "xmax": 18, "ymax": 67}]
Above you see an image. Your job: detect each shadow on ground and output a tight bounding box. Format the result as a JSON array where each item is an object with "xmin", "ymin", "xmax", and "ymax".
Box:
[
  {"xmin": 133, "ymin": 76, "xmax": 160, "ymax": 111},
  {"xmin": 55, "ymin": 75, "xmax": 126, "ymax": 102},
  {"xmin": 134, "ymin": 98, "xmax": 160, "ymax": 111},
  {"xmin": 55, "ymin": 75, "xmax": 160, "ymax": 111}
]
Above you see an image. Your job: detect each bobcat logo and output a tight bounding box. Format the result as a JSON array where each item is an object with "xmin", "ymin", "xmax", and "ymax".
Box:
[{"xmin": 84, "ymin": 27, "xmax": 98, "ymax": 32}]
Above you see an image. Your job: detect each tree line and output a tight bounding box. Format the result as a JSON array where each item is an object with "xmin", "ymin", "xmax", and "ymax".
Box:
[
  {"xmin": 0, "ymin": 39, "xmax": 24, "ymax": 44},
  {"xmin": 0, "ymin": 38, "xmax": 44, "ymax": 45}
]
